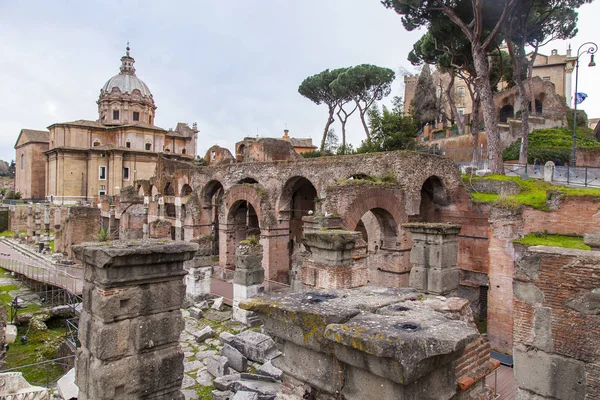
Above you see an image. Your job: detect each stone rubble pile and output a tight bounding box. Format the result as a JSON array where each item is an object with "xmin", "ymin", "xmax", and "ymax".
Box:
[{"xmin": 179, "ymin": 299, "xmax": 283, "ymax": 400}]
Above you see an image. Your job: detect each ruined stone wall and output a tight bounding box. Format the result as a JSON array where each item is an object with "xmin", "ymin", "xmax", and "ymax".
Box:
[
  {"xmin": 9, "ymin": 205, "xmax": 56, "ymax": 234},
  {"xmin": 576, "ymin": 148, "xmax": 600, "ymax": 167},
  {"xmin": 513, "ymin": 245, "xmax": 600, "ymax": 400},
  {"xmin": 54, "ymin": 207, "xmax": 100, "ymax": 259}
]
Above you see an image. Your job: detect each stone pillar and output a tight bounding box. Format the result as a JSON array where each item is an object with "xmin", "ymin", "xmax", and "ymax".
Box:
[
  {"xmin": 183, "ymin": 244, "xmax": 213, "ymax": 304},
  {"xmin": 26, "ymin": 204, "xmax": 33, "ymax": 242},
  {"xmin": 34, "ymin": 203, "xmax": 41, "ymax": 243},
  {"xmin": 42, "ymin": 203, "xmax": 50, "ymax": 250},
  {"xmin": 232, "ymin": 243, "xmax": 264, "ymax": 326},
  {"xmin": 108, "ymin": 205, "xmax": 116, "ymax": 239},
  {"xmin": 544, "ymin": 161, "xmax": 555, "ymax": 182},
  {"xmin": 54, "ymin": 206, "xmax": 62, "ymax": 232},
  {"xmin": 300, "ymin": 215, "xmax": 367, "ymax": 289},
  {"xmin": 142, "ymin": 204, "xmax": 149, "ymax": 240},
  {"xmin": 404, "ymin": 223, "xmax": 461, "ymax": 296},
  {"xmin": 158, "ymin": 196, "xmax": 164, "ymax": 219},
  {"xmin": 175, "ymin": 199, "xmax": 182, "ymax": 241},
  {"xmin": 72, "ymin": 240, "xmax": 198, "ymax": 400}
]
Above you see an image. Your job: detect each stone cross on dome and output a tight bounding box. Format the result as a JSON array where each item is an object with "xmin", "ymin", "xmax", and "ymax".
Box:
[{"xmin": 119, "ymin": 42, "xmax": 136, "ymax": 75}]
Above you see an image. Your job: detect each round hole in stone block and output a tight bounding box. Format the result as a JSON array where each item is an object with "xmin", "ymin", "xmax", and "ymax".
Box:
[{"xmin": 395, "ymin": 322, "xmax": 420, "ymax": 332}]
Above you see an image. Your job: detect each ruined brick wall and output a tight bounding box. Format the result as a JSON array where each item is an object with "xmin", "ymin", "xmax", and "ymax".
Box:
[
  {"xmin": 576, "ymin": 149, "xmax": 600, "ymax": 167},
  {"xmin": 55, "ymin": 206, "xmax": 100, "ymax": 259},
  {"xmin": 513, "ymin": 246, "xmax": 600, "ymax": 399},
  {"xmin": 9, "ymin": 205, "xmax": 56, "ymax": 234},
  {"xmin": 523, "ymin": 196, "xmax": 600, "ymax": 235},
  {"xmin": 150, "ymin": 219, "xmax": 172, "ymax": 239}
]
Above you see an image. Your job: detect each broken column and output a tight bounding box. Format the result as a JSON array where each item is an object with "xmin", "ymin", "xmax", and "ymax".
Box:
[
  {"xmin": 232, "ymin": 242, "xmax": 264, "ymax": 326},
  {"xmin": 43, "ymin": 203, "xmax": 50, "ymax": 250},
  {"xmin": 300, "ymin": 215, "xmax": 367, "ymax": 289},
  {"xmin": 108, "ymin": 204, "xmax": 116, "ymax": 239},
  {"xmin": 241, "ymin": 287, "xmax": 487, "ymax": 400},
  {"xmin": 404, "ymin": 223, "xmax": 461, "ymax": 296},
  {"xmin": 34, "ymin": 203, "xmax": 41, "ymax": 243},
  {"xmin": 175, "ymin": 198, "xmax": 183, "ymax": 241},
  {"xmin": 142, "ymin": 204, "xmax": 149, "ymax": 240},
  {"xmin": 72, "ymin": 240, "xmax": 198, "ymax": 400},
  {"xmin": 184, "ymin": 236, "xmax": 214, "ymax": 304}
]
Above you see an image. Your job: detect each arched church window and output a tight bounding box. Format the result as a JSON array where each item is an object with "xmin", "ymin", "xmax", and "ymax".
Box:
[
  {"xmin": 126, "ymin": 141, "xmax": 131, "ymax": 148},
  {"xmin": 145, "ymin": 143, "xmax": 152, "ymax": 151},
  {"xmin": 93, "ymin": 140, "xmax": 101, "ymax": 147},
  {"xmin": 182, "ymin": 148, "xmax": 186, "ymax": 154},
  {"xmin": 113, "ymin": 110, "xmax": 120, "ymax": 120},
  {"xmin": 133, "ymin": 111, "xmax": 140, "ymax": 121}
]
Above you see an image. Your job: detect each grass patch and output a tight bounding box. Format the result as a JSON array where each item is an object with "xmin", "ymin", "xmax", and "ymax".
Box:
[
  {"xmin": 195, "ymin": 384, "xmax": 215, "ymax": 399},
  {"xmin": 4, "ymin": 325, "xmax": 67, "ymax": 386},
  {"xmin": 0, "ymin": 231, "xmax": 14, "ymax": 237},
  {"xmin": 464, "ymin": 174, "xmax": 600, "ymax": 211},
  {"xmin": 515, "ymin": 232, "xmax": 590, "ymax": 250}
]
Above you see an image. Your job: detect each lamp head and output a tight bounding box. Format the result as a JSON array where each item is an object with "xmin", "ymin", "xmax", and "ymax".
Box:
[{"xmin": 589, "ymin": 54, "xmax": 596, "ymax": 67}]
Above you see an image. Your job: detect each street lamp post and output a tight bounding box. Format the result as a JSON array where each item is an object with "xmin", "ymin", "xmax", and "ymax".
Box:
[{"xmin": 571, "ymin": 42, "xmax": 598, "ymax": 167}]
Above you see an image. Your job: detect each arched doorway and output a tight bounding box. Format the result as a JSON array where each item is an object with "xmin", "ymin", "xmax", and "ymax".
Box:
[
  {"xmin": 499, "ymin": 105, "xmax": 514, "ymax": 123},
  {"xmin": 202, "ymin": 180, "xmax": 224, "ymax": 255},
  {"xmin": 419, "ymin": 176, "xmax": 448, "ymax": 222},
  {"xmin": 227, "ymin": 200, "xmax": 261, "ymax": 267},
  {"xmin": 164, "ymin": 182, "xmax": 176, "ymax": 219}
]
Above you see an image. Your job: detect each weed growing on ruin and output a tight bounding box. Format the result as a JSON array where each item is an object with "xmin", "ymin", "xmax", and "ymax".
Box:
[
  {"xmin": 96, "ymin": 227, "xmax": 110, "ymax": 242},
  {"xmin": 240, "ymin": 235, "xmax": 259, "ymax": 246},
  {"xmin": 514, "ymin": 233, "xmax": 590, "ymax": 250}
]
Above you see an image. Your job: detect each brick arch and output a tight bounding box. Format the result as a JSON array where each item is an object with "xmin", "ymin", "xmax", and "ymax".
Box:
[
  {"xmin": 342, "ymin": 188, "xmax": 406, "ymax": 233},
  {"xmin": 201, "ymin": 180, "xmax": 225, "ymax": 204},
  {"xmin": 224, "ymin": 184, "xmax": 272, "ymax": 228},
  {"xmin": 276, "ymin": 175, "xmax": 318, "ymax": 218}
]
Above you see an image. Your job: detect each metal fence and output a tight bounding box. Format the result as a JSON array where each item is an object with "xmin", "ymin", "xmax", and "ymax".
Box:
[
  {"xmin": 1, "ymin": 356, "xmax": 75, "ymax": 388},
  {"xmin": 501, "ymin": 163, "xmax": 600, "ymax": 188}
]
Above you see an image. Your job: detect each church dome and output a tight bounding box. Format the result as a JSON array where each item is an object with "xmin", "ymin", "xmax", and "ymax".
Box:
[
  {"xmin": 97, "ymin": 45, "xmax": 157, "ymax": 126},
  {"xmin": 101, "ymin": 73, "xmax": 152, "ymax": 97},
  {"xmin": 100, "ymin": 45, "xmax": 153, "ymax": 98}
]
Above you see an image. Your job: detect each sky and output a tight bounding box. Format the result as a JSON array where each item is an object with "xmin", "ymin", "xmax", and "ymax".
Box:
[{"xmin": 1, "ymin": 1, "xmax": 599, "ymax": 163}]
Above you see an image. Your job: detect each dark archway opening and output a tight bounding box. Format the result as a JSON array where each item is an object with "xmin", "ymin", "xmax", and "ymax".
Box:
[
  {"xmin": 228, "ymin": 200, "xmax": 261, "ymax": 259},
  {"xmin": 499, "ymin": 105, "xmax": 514, "ymax": 123},
  {"xmin": 419, "ymin": 176, "xmax": 448, "ymax": 222},
  {"xmin": 164, "ymin": 182, "xmax": 176, "ymax": 218},
  {"xmin": 204, "ymin": 180, "xmax": 224, "ymax": 255}
]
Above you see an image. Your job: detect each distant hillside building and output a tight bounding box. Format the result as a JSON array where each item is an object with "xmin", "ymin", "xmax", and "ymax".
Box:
[
  {"xmin": 15, "ymin": 45, "xmax": 198, "ymax": 203},
  {"xmin": 404, "ymin": 47, "xmax": 576, "ymax": 123}
]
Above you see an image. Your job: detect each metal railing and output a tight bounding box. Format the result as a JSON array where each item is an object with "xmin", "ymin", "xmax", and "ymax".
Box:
[
  {"xmin": 1, "ymin": 356, "xmax": 76, "ymax": 388},
  {"xmin": 499, "ymin": 163, "xmax": 600, "ymax": 188}
]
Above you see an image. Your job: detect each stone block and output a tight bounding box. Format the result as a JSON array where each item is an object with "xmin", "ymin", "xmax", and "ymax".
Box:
[
  {"xmin": 192, "ymin": 326, "xmax": 214, "ymax": 343},
  {"xmin": 220, "ymin": 344, "xmax": 248, "ymax": 372},
  {"xmin": 532, "ymin": 307, "xmax": 553, "ymax": 352},
  {"xmin": 427, "ymin": 267, "xmax": 459, "ymax": 295},
  {"xmin": 232, "ymin": 391, "xmax": 258, "ymax": 400},
  {"xmin": 84, "ymin": 279, "xmax": 186, "ymax": 323},
  {"xmin": 257, "ymin": 361, "xmax": 283, "ymax": 381},
  {"xmin": 212, "ymin": 297, "xmax": 225, "ymax": 311},
  {"xmin": 213, "ymin": 373, "xmax": 242, "ymax": 391},
  {"xmin": 75, "ymin": 346, "xmax": 184, "ymax": 400},
  {"xmin": 207, "ymin": 355, "xmax": 231, "ymax": 378},
  {"xmin": 514, "ymin": 282, "xmax": 545, "ymax": 305},
  {"xmin": 566, "ymin": 288, "xmax": 600, "ymax": 315},
  {"xmin": 408, "ymin": 266, "xmax": 427, "ymax": 292},
  {"xmin": 219, "ymin": 331, "xmax": 235, "ymax": 346},
  {"xmin": 189, "ymin": 307, "xmax": 203, "ymax": 319},
  {"xmin": 212, "ymin": 390, "xmax": 234, "ymax": 400},
  {"xmin": 233, "ymin": 268, "xmax": 265, "ymax": 286},
  {"xmin": 514, "ymin": 344, "xmax": 586, "ymax": 400},
  {"xmin": 133, "ymin": 310, "xmax": 184, "ymax": 351},
  {"xmin": 232, "ymin": 379, "xmax": 279, "ymax": 399},
  {"xmin": 584, "ymin": 232, "xmax": 600, "ymax": 250},
  {"xmin": 229, "ymin": 330, "xmax": 280, "ymax": 363},
  {"xmin": 233, "ymin": 284, "xmax": 263, "ymax": 300}
]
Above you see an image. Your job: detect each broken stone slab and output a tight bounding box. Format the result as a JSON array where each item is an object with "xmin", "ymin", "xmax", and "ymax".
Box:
[
  {"xmin": 229, "ymin": 330, "xmax": 281, "ymax": 363},
  {"xmin": 213, "ymin": 373, "xmax": 242, "ymax": 391},
  {"xmin": 584, "ymin": 232, "xmax": 600, "ymax": 250},
  {"xmin": 196, "ymin": 369, "xmax": 213, "ymax": 387},
  {"xmin": 240, "ymin": 373, "xmax": 278, "ymax": 383},
  {"xmin": 219, "ymin": 331, "xmax": 235, "ymax": 346},
  {"xmin": 220, "ymin": 344, "xmax": 248, "ymax": 372},
  {"xmin": 212, "ymin": 389, "xmax": 234, "ymax": 400},
  {"xmin": 192, "ymin": 325, "xmax": 214, "ymax": 343},
  {"xmin": 57, "ymin": 368, "xmax": 78, "ymax": 400},
  {"xmin": 212, "ymin": 297, "xmax": 225, "ymax": 311},
  {"xmin": 233, "ymin": 379, "xmax": 279, "ymax": 400},
  {"xmin": 195, "ymin": 300, "xmax": 209, "ymax": 310},
  {"xmin": 207, "ymin": 354, "xmax": 231, "ymax": 378},
  {"xmin": 189, "ymin": 307, "xmax": 204, "ymax": 319},
  {"xmin": 205, "ymin": 309, "xmax": 233, "ymax": 323},
  {"xmin": 184, "ymin": 360, "xmax": 204, "ymax": 373},
  {"xmin": 233, "ymin": 391, "xmax": 259, "ymax": 400},
  {"xmin": 257, "ymin": 361, "xmax": 283, "ymax": 381}
]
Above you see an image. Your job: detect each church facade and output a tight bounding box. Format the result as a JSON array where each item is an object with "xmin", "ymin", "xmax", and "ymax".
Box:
[{"xmin": 15, "ymin": 46, "xmax": 197, "ymax": 203}]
